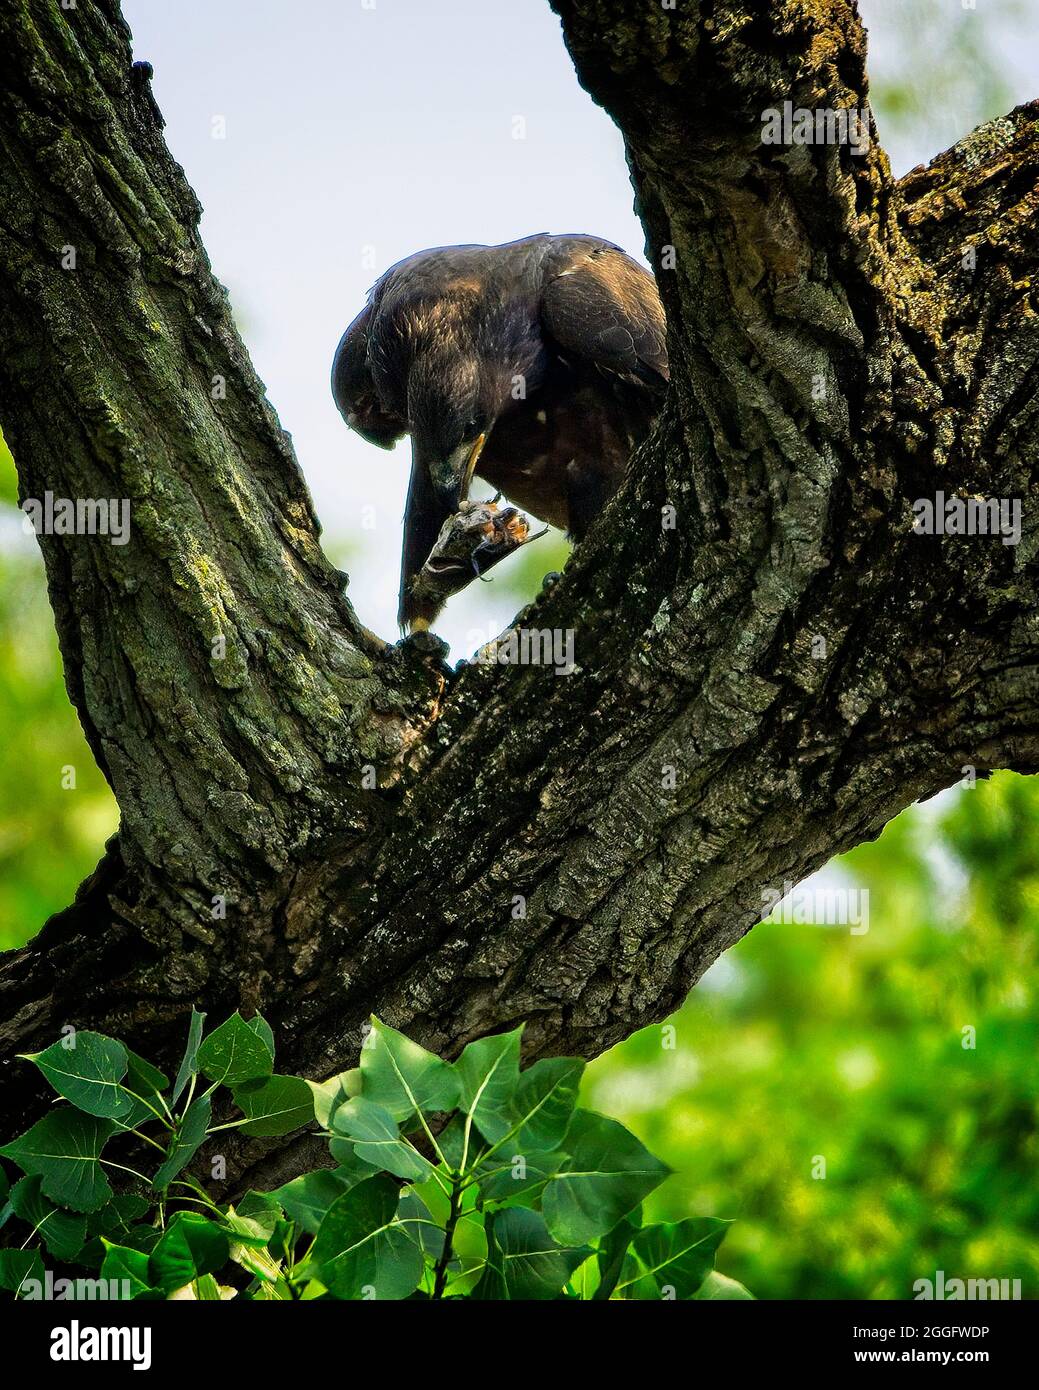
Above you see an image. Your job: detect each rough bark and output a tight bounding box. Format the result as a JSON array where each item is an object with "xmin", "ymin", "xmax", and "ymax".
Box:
[{"xmin": 1, "ymin": 0, "xmax": 1038, "ymax": 1192}]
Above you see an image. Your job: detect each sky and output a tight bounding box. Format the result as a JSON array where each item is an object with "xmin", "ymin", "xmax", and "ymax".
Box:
[
  {"xmin": 85, "ymin": 0, "xmax": 1039, "ymax": 656},
  {"xmin": 122, "ymin": 0, "xmax": 640, "ymax": 652}
]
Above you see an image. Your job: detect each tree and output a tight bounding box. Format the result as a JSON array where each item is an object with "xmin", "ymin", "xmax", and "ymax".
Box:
[{"xmin": 1, "ymin": 0, "xmax": 1037, "ymax": 1194}]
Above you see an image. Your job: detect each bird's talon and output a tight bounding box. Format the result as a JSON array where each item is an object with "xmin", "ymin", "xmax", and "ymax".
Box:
[{"xmin": 405, "ymin": 626, "xmax": 449, "ymax": 657}]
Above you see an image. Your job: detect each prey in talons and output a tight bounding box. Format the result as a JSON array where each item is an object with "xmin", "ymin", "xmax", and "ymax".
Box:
[{"xmin": 403, "ymin": 496, "xmax": 547, "ymax": 631}]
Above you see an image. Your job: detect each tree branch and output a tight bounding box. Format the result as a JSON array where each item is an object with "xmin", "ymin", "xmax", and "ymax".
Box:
[{"xmin": 1, "ymin": 0, "xmax": 1038, "ymax": 1194}]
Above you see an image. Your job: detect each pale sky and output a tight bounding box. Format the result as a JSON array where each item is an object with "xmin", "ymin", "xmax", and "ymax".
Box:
[{"xmin": 90, "ymin": 1, "xmax": 1039, "ymax": 655}]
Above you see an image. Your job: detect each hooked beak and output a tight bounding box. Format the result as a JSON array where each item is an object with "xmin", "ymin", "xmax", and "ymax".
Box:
[
  {"xmin": 399, "ymin": 434, "xmax": 487, "ymax": 632},
  {"xmin": 431, "ymin": 433, "xmax": 487, "ymax": 512}
]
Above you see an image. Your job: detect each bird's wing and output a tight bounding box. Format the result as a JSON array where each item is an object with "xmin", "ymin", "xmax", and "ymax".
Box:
[
  {"xmin": 539, "ymin": 242, "xmax": 669, "ymax": 388},
  {"xmin": 331, "ymin": 300, "xmax": 407, "ymax": 449}
]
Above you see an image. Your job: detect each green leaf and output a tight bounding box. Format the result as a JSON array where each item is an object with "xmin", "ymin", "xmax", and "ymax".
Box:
[
  {"xmin": 219, "ymin": 1205, "xmax": 279, "ymax": 1249},
  {"xmin": 617, "ymin": 1217, "xmax": 730, "ymax": 1299},
  {"xmin": 275, "ymin": 1168, "xmax": 360, "ymax": 1235},
  {"xmin": 508, "ymin": 1057, "xmax": 584, "ymax": 1153},
  {"xmin": 441, "ymin": 1058, "xmax": 581, "ymax": 1185},
  {"xmin": 20, "ymin": 1032, "xmax": 131, "ymax": 1120},
  {"xmin": 0, "ymin": 1110, "xmax": 115, "ymax": 1213},
  {"xmin": 172, "ymin": 1009, "xmax": 206, "ymax": 1105},
  {"xmin": 693, "ymin": 1269, "xmax": 755, "ymax": 1300},
  {"xmin": 437, "ymin": 1114, "xmax": 488, "ymax": 1172},
  {"xmin": 237, "ymin": 1189, "xmax": 284, "ymax": 1227},
  {"xmin": 9, "ymin": 1175, "xmax": 86, "ymax": 1261},
  {"xmin": 310, "ymin": 1173, "xmax": 422, "ymax": 1300},
  {"xmin": 593, "ymin": 1211, "xmax": 640, "ymax": 1300},
  {"xmin": 329, "ymin": 1135, "xmax": 373, "ymax": 1172},
  {"xmin": 332, "ymin": 1097, "xmax": 433, "ymax": 1181},
  {"xmin": 453, "ymin": 1028, "xmax": 522, "ymax": 1143},
  {"xmin": 117, "ymin": 1051, "xmax": 171, "ymax": 1128},
  {"xmin": 122, "ymin": 1048, "xmax": 169, "ymax": 1113},
  {"xmin": 398, "ymin": 1190, "xmax": 444, "ymax": 1260},
  {"xmin": 196, "ymin": 1012, "xmax": 274, "ymax": 1087},
  {"xmin": 86, "ymin": 1194, "xmax": 151, "ymax": 1240},
  {"xmin": 0, "ymin": 1248, "xmax": 44, "ymax": 1296},
  {"xmin": 124, "ymin": 1048, "xmax": 169, "ymax": 1098},
  {"xmin": 78, "ymin": 1194, "xmax": 154, "ymax": 1270},
  {"xmin": 542, "ymin": 1110, "xmax": 669, "ymax": 1246},
  {"xmin": 229, "ymin": 1243, "xmax": 282, "ymax": 1289},
  {"xmin": 100, "ymin": 1241, "xmax": 154, "ymax": 1299},
  {"xmin": 245, "ymin": 1014, "xmax": 276, "ymax": 1058},
  {"xmin": 359, "ymin": 1018, "xmax": 459, "ymax": 1124},
  {"xmin": 117, "ymin": 1224, "xmax": 164, "ymax": 1256},
  {"xmin": 325, "ymin": 1141, "xmax": 380, "ymax": 1186},
  {"xmin": 449, "ymin": 1209, "xmax": 489, "ymax": 1296},
  {"xmin": 149, "ymin": 1212, "xmax": 229, "ymax": 1294},
  {"xmin": 151, "ymin": 1095, "xmax": 211, "ymax": 1189},
  {"xmin": 191, "ymin": 1273, "xmax": 226, "ymax": 1300},
  {"xmin": 473, "ymin": 1207, "xmax": 590, "ymax": 1300},
  {"xmin": 475, "ymin": 1149, "xmax": 567, "ymax": 1208},
  {"xmin": 308, "ymin": 1069, "xmax": 360, "ymax": 1130},
  {"xmin": 231, "ymin": 1074, "xmax": 314, "ymax": 1137}
]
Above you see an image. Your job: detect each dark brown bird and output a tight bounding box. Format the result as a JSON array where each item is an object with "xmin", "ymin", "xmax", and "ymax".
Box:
[{"xmin": 331, "ymin": 233, "xmax": 668, "ymax": 630}]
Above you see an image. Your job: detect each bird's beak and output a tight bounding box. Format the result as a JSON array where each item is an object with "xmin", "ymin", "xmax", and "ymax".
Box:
[
  {"xmin": 399, "ymin": 432, "xmax": 487, "ymax": 632},
  {"xmin": 431, "ymin": 433, "xmax": 487, "ymax": 513},
  {"xmin": 461, "ymin": 432, "xmax": 487, "ymax": 498}
]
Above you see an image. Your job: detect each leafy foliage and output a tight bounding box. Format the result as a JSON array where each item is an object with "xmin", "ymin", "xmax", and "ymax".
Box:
[{"xmin": 0, "ymin": 1013, "xmax": 748, "ymax": 1301}]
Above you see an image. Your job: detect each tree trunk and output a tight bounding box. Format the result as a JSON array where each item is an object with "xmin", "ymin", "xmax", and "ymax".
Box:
[{"xmin": 2, "ymin": 0, "xmax": 1038, "ymax": 1192}]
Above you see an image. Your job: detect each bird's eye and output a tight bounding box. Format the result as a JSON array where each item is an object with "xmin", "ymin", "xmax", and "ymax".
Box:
[{"xmin": 463, "ymin": 418, "xmax": 481, "ymax": 439}]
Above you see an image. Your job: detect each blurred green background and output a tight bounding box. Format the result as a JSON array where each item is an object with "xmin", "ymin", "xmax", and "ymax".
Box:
[
  {"xmin": 1, "ymin": 0, "xmax": 1036, "ymax": 1300},
  {"xmin": 0, "ymin": 435, "xmax": 118, "ymax": 944},
  {"xmin": 585, "ymin": 778, "xmax": 1039, "ymax": 1299}
]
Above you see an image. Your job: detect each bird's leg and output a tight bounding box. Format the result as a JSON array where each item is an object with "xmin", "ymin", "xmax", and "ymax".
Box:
[{"xmin": 563, "ymin": 464, "xmax": 614, "ymax": 544}]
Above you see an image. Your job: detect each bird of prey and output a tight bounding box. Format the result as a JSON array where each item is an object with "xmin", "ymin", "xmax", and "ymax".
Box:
[{"xmin": 331, "ymin": 233, "xmax": 668, "ymax": 630}]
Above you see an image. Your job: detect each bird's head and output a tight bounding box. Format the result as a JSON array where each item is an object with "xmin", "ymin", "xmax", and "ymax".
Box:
[
  {"xmin": 398, "ymin": 351, "xmax": 510, "ymax": 630},
  {"xmin": 408, "ymin": 352, "xmax": 503, "ymax": 512}
]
